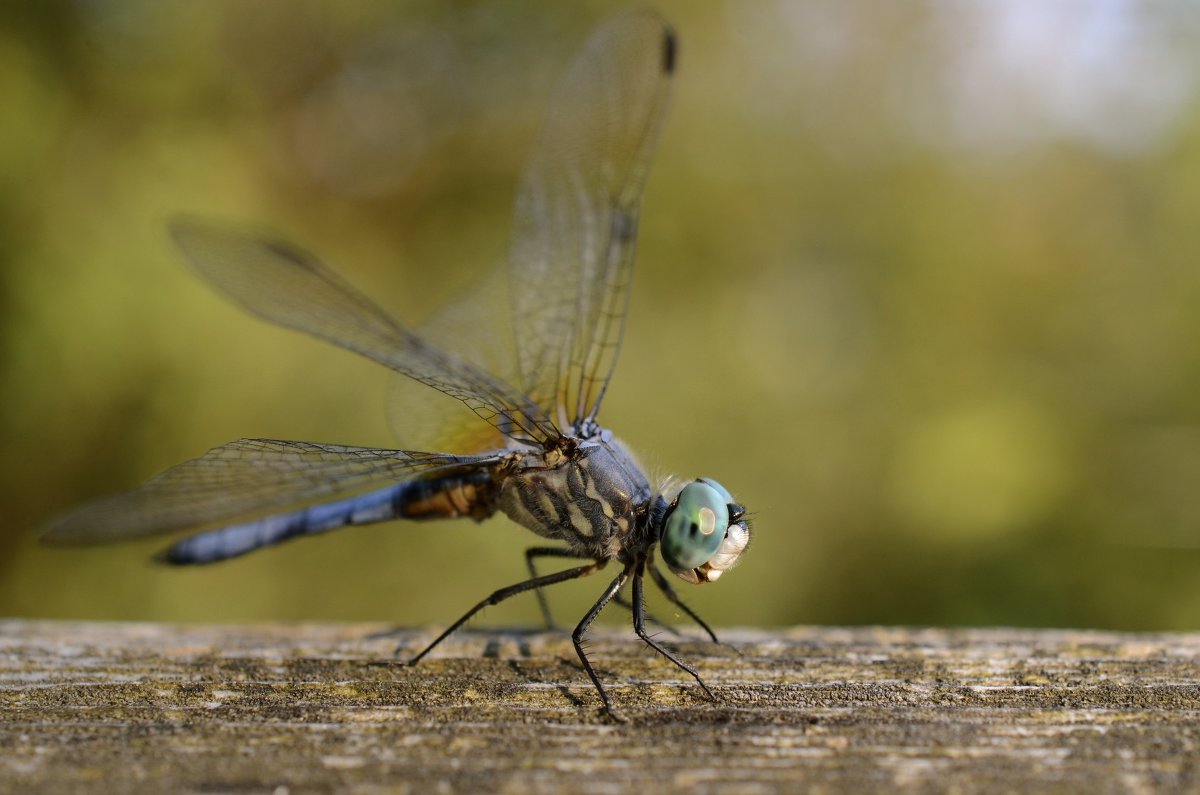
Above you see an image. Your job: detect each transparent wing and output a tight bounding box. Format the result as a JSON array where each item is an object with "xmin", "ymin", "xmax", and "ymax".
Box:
[
  {"xmin": 510, "ymin": 9, "xmax": 675, "ymax": 429},
  {"xmin": 387, "ymin": 373, "xmax": 508, "ymax": 455},
  {"xmin": 43, "ymin": 438, "xmax": 502, "ymax": 543},
  {"xmin": 386, "ymin": 264, "xmax": 513, "ymax": 454},
  {"xmin": 170, "ymin": 219, "xmax": 560, "ymax": 446}
]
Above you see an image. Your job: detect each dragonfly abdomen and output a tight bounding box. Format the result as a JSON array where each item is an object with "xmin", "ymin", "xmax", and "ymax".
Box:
[
  {"xmin": 160, "ymin": 469, "xmax": 499, "ymax": 565},
  {"xmin": 394, "ymin": 469, "xmax": 499, "ymax": 522}
]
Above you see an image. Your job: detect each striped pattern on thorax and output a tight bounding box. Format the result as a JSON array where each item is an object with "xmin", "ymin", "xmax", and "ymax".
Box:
[{"xmin": 498, "ymin": 435, "xmax": 651, "ymax": 555}]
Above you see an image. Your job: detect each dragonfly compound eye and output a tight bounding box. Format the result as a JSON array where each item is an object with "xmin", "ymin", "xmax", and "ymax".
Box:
[{"xmin": 661, "ymin": 480, "xmax": 731, "ymax": 573}]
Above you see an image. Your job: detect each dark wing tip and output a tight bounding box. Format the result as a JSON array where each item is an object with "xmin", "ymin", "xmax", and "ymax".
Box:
[
  {"xmin": 167, "ymin": 216, "xmax": 312, "ymax": 272},
  {"xmin": 662, "ymin": 27, "xmax": 677, "ymax": 75},
  {"xmin": 38, "ymin": 529, "xmax": 74, "ymax": 547},
  {"xmin": 166, "ymin": 215, "xmax": 225, "ymax": 268},
  {"xmin": 166, "ymin": 214, "xmax": 208, "ymax": 248},
  {"xmin": 39, "ymin": 504, "xmax": 106, "ymax": 547}
]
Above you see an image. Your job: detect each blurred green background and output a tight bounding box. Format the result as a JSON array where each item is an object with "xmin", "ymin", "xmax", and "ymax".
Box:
[{"xmin": 4, "ymin": 1, "xmax": 1200, "ymax": 632}]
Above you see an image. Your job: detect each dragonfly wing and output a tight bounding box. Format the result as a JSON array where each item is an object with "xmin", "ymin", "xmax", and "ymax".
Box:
[
  {"xmin": 170, "ymin": 220, "xmax": 560, "ymax": 446},
  {"xmin": 43, "ymin": 438, "xmax": 502, "ymax": 543},
  {"xmin": 385, "ymin": 265, "xmax": 513, "ymax": 454},
  {"xmin": 510, "ymin": 10, "xmax": 675, "ymax": 428}
]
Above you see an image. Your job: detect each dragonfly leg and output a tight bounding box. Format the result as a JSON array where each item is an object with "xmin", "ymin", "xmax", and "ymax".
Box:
[
  {"xmin": 612, "ymin": 589, "xmax": 681, "ymax": 638},
  {"xmin": 633, "ymin": 561, "xmax": 716, "ymax": 701},
  {"xmin": 525, "ymin": 546, "xmax": 593, "ymax": 631},
  {"xmin": 648, "ymin": 562, "xmax": 731, "ymax": 649},
  {"xmin": 402, "ymin": 559, "xmax": 606, "ymax": 665},
  {"xmin": 572, "ymin": 562, "xmax": 633, "ymax": 722}
]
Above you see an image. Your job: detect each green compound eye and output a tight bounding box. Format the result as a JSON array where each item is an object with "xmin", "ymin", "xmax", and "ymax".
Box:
[
  {"xmin": 661, "ymin": 480, "xmax": 730, "ymax": 571},
  {"xmin": 698, "ymin": 477, "xmax": 733, "ymax": 504}
]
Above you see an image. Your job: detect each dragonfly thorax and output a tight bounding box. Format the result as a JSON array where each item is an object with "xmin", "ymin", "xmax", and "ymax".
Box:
[
  {"xmin": 496, "ymin": 434, "xmax": 653, "ymax": 556},
  {"xmin": 572, "ymin": 417, "xmax": 604, "ymax": 440}
]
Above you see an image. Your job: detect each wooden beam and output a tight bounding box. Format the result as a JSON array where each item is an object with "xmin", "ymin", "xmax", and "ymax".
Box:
[{"xmin": 3, "ymin": 620, "xmax": 1199, "ymax": 791}]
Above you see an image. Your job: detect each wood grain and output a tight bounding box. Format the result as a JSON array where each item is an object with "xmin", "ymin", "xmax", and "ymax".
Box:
[{"xmin": 3, "ymin": 620, "xmax": 1199, "ymax": 793}]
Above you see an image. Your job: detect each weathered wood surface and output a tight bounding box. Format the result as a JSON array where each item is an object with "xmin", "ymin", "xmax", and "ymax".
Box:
[{"xmin": 2, "ymin": 620, "xmax": 1199, "ymax": 793}]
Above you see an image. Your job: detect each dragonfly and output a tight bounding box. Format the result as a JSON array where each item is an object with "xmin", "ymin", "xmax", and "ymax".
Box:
[{"xmin": 44, "ymin": 9, "xmax": 751, "ymax": 720}]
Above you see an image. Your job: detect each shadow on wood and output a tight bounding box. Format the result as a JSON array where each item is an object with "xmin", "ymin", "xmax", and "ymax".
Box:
[{"xmin": 2, "ymin": 620, "xmax": 1199, "ymax": 792}]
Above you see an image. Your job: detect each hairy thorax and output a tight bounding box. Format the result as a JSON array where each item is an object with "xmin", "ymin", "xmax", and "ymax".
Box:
[{"xmin": 497, "ymin": 432, "xmax": 652, "ymax": 558}]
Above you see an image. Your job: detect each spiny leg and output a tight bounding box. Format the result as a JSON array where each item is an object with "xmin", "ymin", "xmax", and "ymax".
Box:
[
  {"xmin": 571, "ymin": 562, "xmax": 633, "ymax": 721},
  {"xmin": 401, "ymin": 559, "xmax": 606, "ymax": 665},
  {"xmin": 525, "ymin": 548, "xmax": 676, "ymax": 639},
  {"xmin": 525, "ymin": 546, "xmax": 593, "ymax": 630},
  {"xmin": 521, "ymin": 557, "xmax": 684, "ymax": 641},
  {"xmin": 648, "ymin": 562, "xmax": 727, "ymax": 647},
  {"xmin": 612, "ymin": 589, "xmax": 681, "ymax": 638},
  {"xmin": 633, "ymin": 561, "xmax": 715, "ymax": 701}
]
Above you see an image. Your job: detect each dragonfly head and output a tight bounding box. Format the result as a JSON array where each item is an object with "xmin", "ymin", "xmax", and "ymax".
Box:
[{"xmin": 659, "ymin": 477, "xmax": 751, "ymax": 585}]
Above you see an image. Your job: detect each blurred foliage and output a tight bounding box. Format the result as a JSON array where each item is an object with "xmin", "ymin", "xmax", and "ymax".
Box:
[{"xmin": 4, "ymin": 1, "xmax": 1200, "ymax": 632}]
